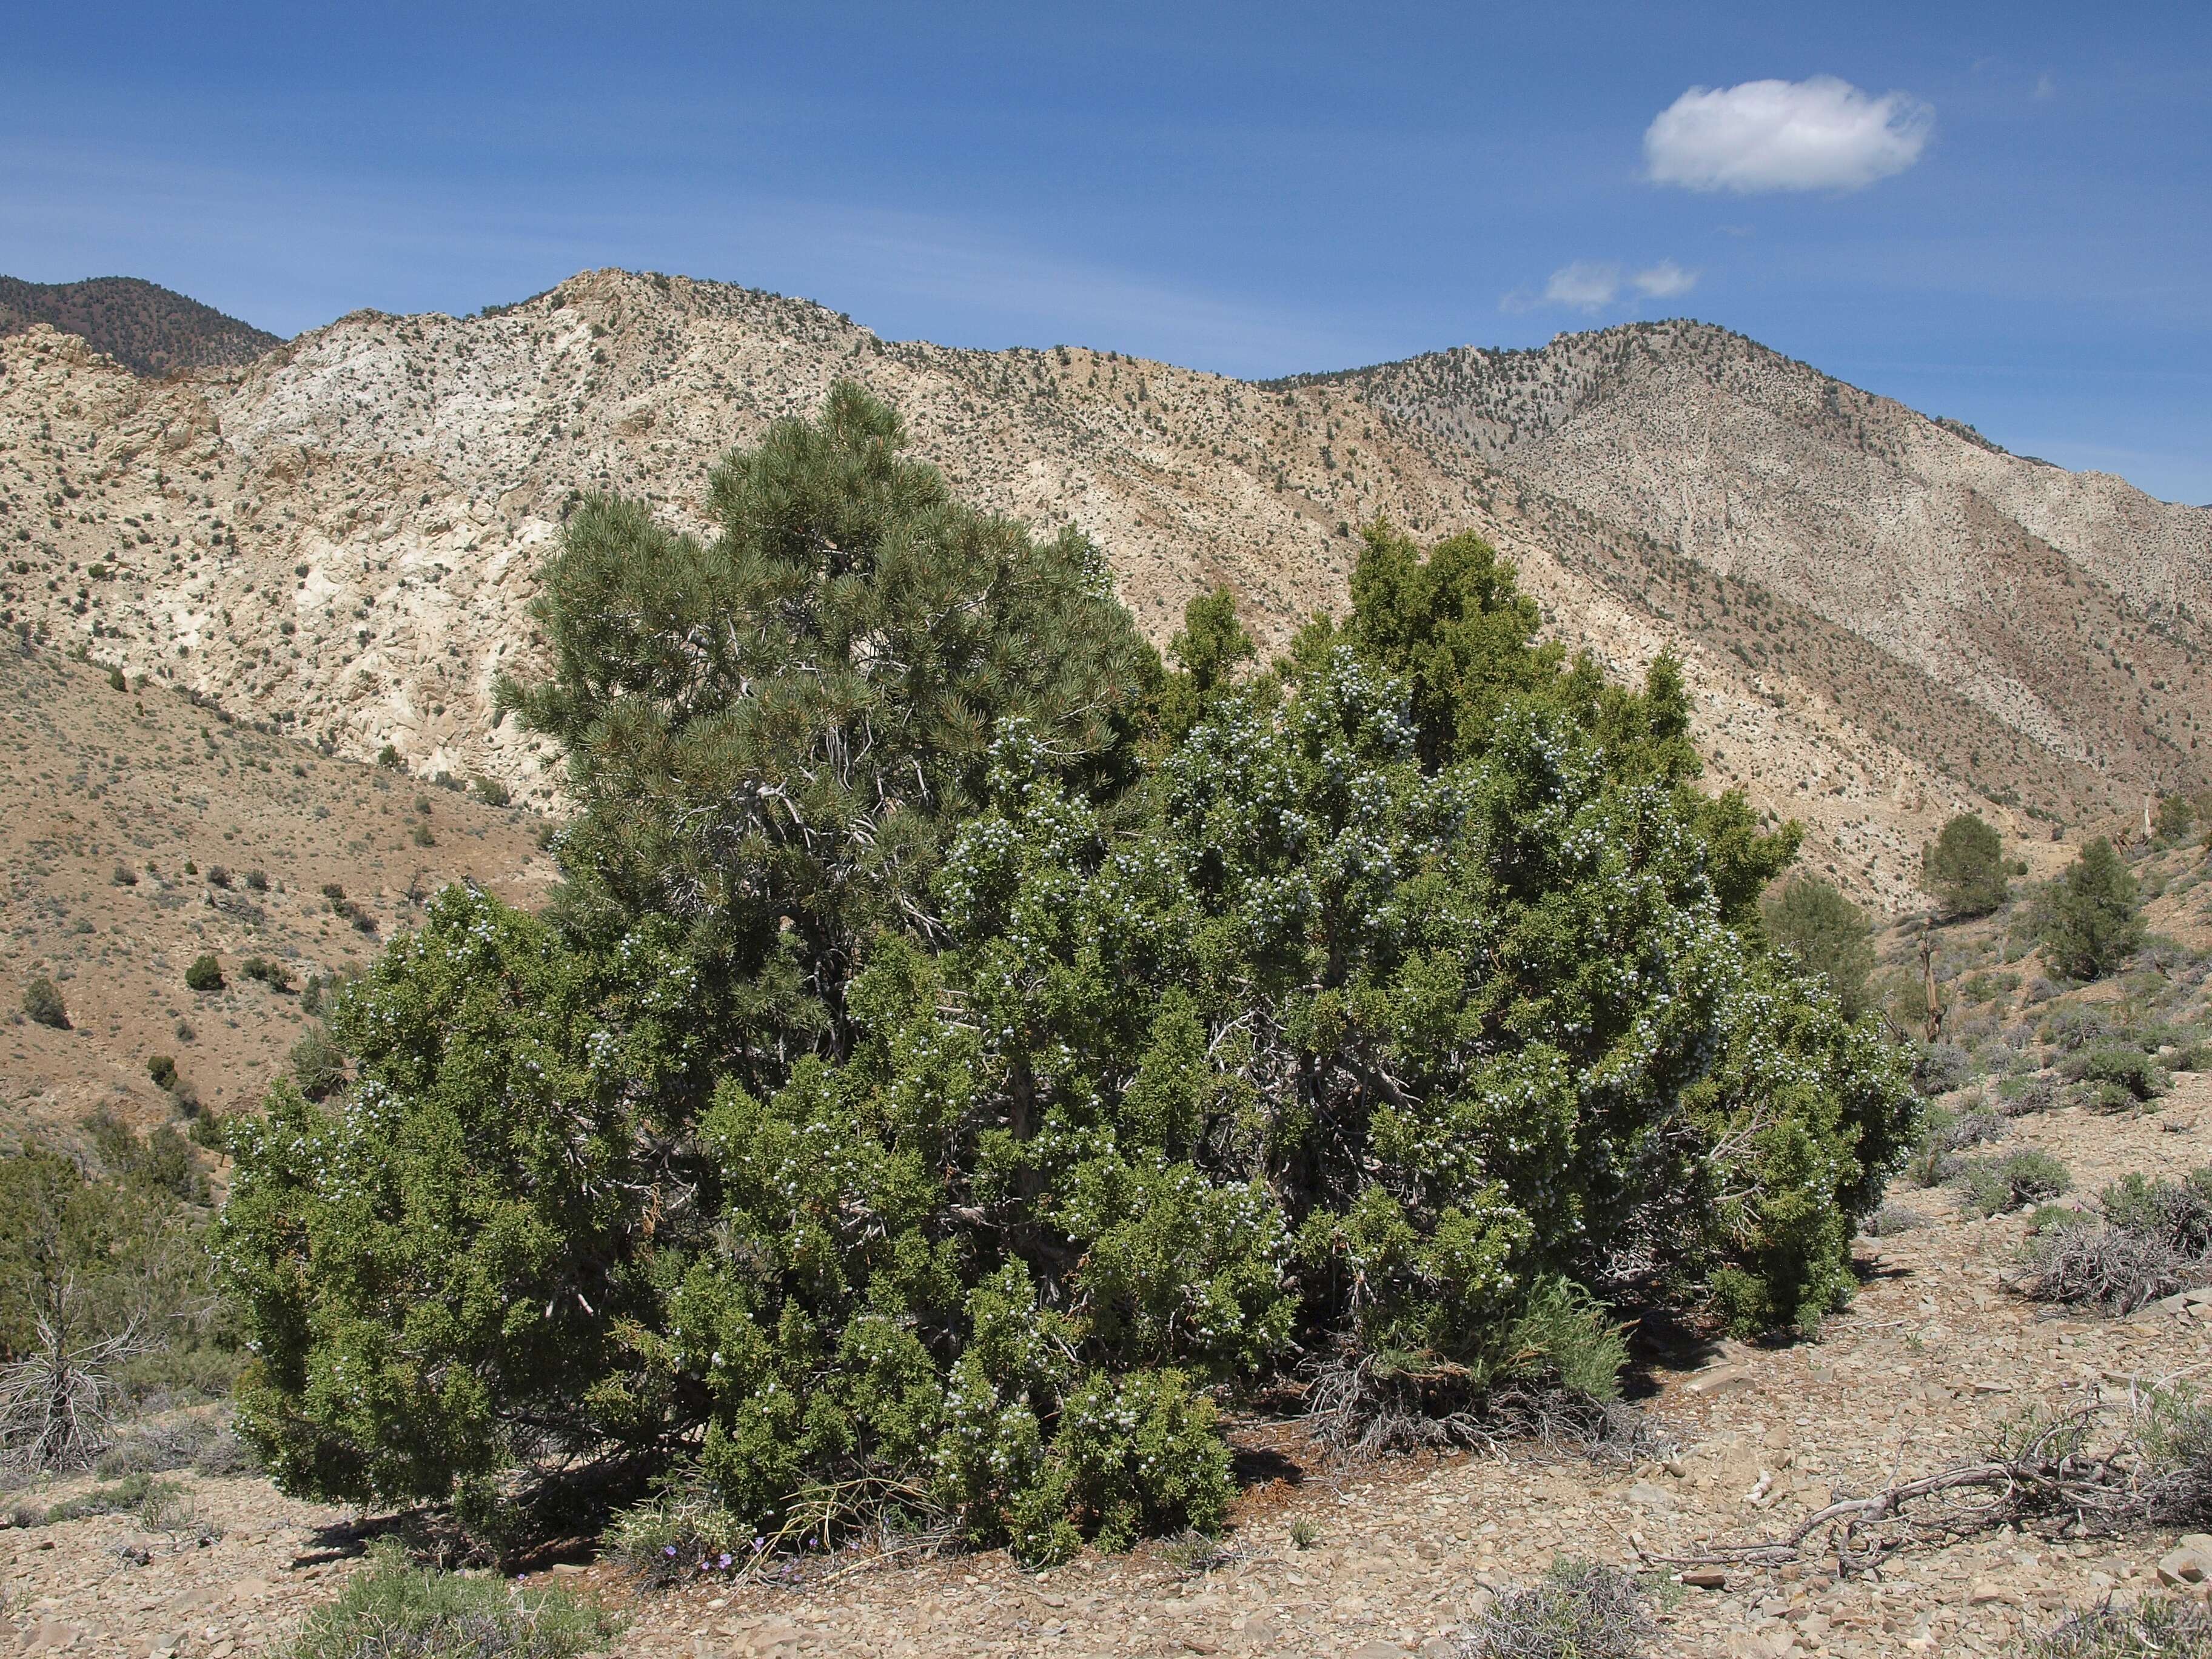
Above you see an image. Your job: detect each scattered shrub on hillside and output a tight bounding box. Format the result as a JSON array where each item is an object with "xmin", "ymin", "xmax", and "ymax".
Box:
[
  {"xmin": 2065, "ymin": 1044, "xmax": 2167, "ymax": 1102},
  {"xmin": 2037, "ymin": 839, "xmax": 2146, "ymax": 982},
  {"xmin": 241, "ymin": 955, "xmax": 295, "ymax": 992},
  {"xmin": 412, "ymin": 821, "xmax": 435, "ymax": 847},
  {"xmin": 1914, "ymin": 1041, "xmax": 1977, "ymax": 1096},
  {"xmin": 220, "ymin": 388, "xmax": 1913, "ymax": 1566},
  {"xmin": 1956, "ymin": 1149, "xmax": 2072, "ymax": 1217},
  {"xmin": 1998, "ymin": 1071, "xmax": 2060, "ymax": 1116},
  {"xmin": 206, "ymin": 864, "xmax": 232, "ymax": 890},
  {"xmin": 1457, "ymin": 1558, "xmax": 1655, "ymax": 1659},
  {"xmin": 244, "ymin": 868, "xmax": 269, "ymax": 893},
  {"xmin": 1, "ymin": 1134, "xmax": 224, "ymax": 1470},
  {"xmin": 2022, "ymin": 1598, "xmax": 2212, "ymax": 1659},
  {"xmin": 1866, "ymin": 1203, "xmax": 1930, "ymax": 1236},
  {"xmin": 2100, "ymin": 1170, "xmax": 2212, "ymax": 1257},
  {"xmin": 112, "ymin": 862, "xmax": 138, "ymax": 886},
  {"xmin": 2017, "ymin": 1224, "xmax": 2190, "ymax": 1315},
  {"xmin": 2156, "ymin": 791, "xmax": 2200, "ymax": 848},
  {"xmin": 146, "ymin": 1054, "xmax": 178, "ymax": 1091},
  {"xmin": 83, "ymin": 1110, "xmax": 207, "ymax": 1205},
  {"xmin": 184, "ymin": 953, "xmax": 224, "ymax": 993},
  {"xmin": 1923, "ymin": 813, "xmax": 2009, "ymax": 917},
  {"xmin": 472, "ymin": 776, "xmax": 512, "ymax": 808},
  {"xmin": 22, "ymin": 976, "xmax": 69, "ymax": 1029},
  {"xmin": 377, "ymin": 743, "xmax": 400, "ymax": 768},
  {"xmin": 286, "ymin": 1538, "xmax": 619, "ymax": 1659},
  {"xmin": 1761, "ymin": 874, "xmax": 1876, "ymax": 1020}
]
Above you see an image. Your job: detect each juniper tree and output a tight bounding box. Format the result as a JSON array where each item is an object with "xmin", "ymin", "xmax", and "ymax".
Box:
[{"xmin": 221, "ymin": 407, "xmax": 1912, "ymax": 1563}]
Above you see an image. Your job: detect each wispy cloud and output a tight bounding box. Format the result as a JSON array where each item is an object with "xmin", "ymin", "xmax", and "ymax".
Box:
[
  {"xmin": 1502, "ymin": 258, "xmax": 1697, "ymax": 314},
  {"xmin": 1631, "ymin": 260, "xmax": 1698, "ymax": 299},
  {"xmin": 1643, "ymin": 75, "xmax": 1932, "ymax": 193}
]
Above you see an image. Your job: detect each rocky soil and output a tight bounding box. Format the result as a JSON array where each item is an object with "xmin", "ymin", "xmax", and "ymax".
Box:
[
  {"xmin": 7, "ymin": 1086, "xmax": 2207, "ymax": 1659},
  {"xmin": 4, "ymin": 272, "xmax": 2203, "ymax": 908}
]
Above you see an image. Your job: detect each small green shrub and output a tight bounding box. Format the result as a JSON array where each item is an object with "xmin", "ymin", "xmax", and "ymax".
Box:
[
  {"xmin": 472, "ymin": 776, "xmax": 512, "ymax": 808},
  {"xmin": 206, "ymin": 864, "xmax": 232, "ymax": 889},
  {"xmin": 2076, "ymin": 1079, "xmax": 2142, "ymax": 1114},
  {"xmin": 2100, "ymin": 1170, "xmax": 2212, "ymax": 1256},
  {"xmin": 244, "ymin": 868, "xmax": 269, "ymax": 893},
  {"xmin": 184, "ymin": 953, "xmax": 224, "ymax": 993},
  {"xmin": 2037, "ymin": 838, "xmax": 2145, "ymax": 981},
  {"xmin": 287, "ymin": 1538, "xmax": 618, "ymax": 1659},
  {"xmin": 1957, "ymin": 1149, "xmax": 2072, "ymax": 1217},
  {"xmin": 241, "ymin": 956, "xmax": 295, "ymax": 992},
  {"xmin": 606, "ymin": 1480, "xmax": 757, "ymax": 1587},
  {"xmin": 2066, "ymin": 1044, "xmax": 2167, "ymax": 1102},
  {"xmin": 377, "ymin": 743, "xmax": 400, "ymax": 769},
  {"xmin": 411, "ymin": 822, "xmax": 435, "ymax": 847},
  {"xmin": 21, "ymin": 976, "xmax": 69, "ymax": 1029},
  {"xmin": 147, "ymin": 1054, "xmax": 178, "ymax": 1090},
  {"xmin": 1459, "ymin": 1558, "xmax": 1655, "ymax": 1659},
  {"xmin": 1761, "ymin": 874, "xmax": 1876, "ymax": 1019},
  {"xmin": 1914, "ymin": 1041, "xmax": 1976, "ymax": 1096}
]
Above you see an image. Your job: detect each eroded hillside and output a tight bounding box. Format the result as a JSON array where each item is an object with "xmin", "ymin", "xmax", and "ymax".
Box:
[{"xmin": 2, "ymin": 274, "xmax": 2199, "ymax": 907}]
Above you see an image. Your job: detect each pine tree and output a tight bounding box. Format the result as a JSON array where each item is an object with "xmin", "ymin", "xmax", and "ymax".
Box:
[
  {"xmin": 1922, "ymin": 812, "xmax": 2008, "ymax": 917},
  {"xmin": 500, "ymin": 381, "xmax": 1160, "ymax": 1081},
  {"xmin": 1762, "ymin": 874, "xmax": 1877, "ymax": 1019},
  {"xmin": 2040, "ymin": 837, "xmax": 2143, "ymax": 980}
]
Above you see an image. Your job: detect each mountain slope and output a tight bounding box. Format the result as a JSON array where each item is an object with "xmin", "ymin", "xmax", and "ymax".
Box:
[
  {"xmin": 0, "ymin": 275, "xmax": 282, "ymax": 376},
  {"xmin": 0, "ymin": 273, "xmax": 2197, "ymax": 909},
  {"xmin": 1296, "ymin": 321, "xmax": 2212, "ymax": 809}
]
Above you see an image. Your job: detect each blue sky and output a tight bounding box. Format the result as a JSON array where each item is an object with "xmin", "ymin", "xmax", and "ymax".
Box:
[{"xmin": 7, "ymin": 2, "xmax": 2208, "ymax": 501}]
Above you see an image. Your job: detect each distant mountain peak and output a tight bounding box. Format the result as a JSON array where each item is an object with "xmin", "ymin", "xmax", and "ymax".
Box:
[{"xmin": 0, "ymin": 275, "xmax": 281, "ymax": 377}]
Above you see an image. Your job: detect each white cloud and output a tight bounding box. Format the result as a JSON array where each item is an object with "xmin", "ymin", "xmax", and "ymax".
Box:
[
  {"xmin": 1503, "ymin": 258, "xmax": 1699, "ymax": 314},
  {"xmin": 1632, "ymin": 260, "xmax": 1698, "ymax": 299},
  {"xmin": 1543, "ymin": 261, "xmax": 1623, "ymax": 310},
  {"xmin": 1643, "ymin": 75, "xmax": 1932, "ymax": 193}
]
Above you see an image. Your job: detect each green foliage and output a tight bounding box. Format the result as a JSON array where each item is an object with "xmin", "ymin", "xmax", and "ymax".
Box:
[
  {"xmin": 2065, "ymin": 1044, "xmax": 2167, "ymax": 1102},
  {"xmin": 184, "ymin": 953, "xmax": 225, "ymax": 993},
  {"xmin": 496, "ymin": 380, "xmax": 1160, "ymax": 1085},
  {"xmin": 1153, "ymin": 588, "xmax": 1256, "ymax": 745},
  {"xmin": 286, "ymin": 1028, "xmax": 347, "ymax": 1101},
  {"xmin": 21, "ymin": 976, "xmax": 68, "ymax": 1029},
  {"xmin": 1761, "ymin": 875, "xmax": 1876, "ymax": 1020},
  {"xmin": 2099, "ymin": 1169, "xmax": 2212, "ymax": 1255},
  {"xmin": 1957, "ymin": 1148, "xmax": 2072, "ymax": 1217},
  {"xmin": 147, "ymin": 1054, "xmax": 178, "ymax": 1091},
  {"xmin": 242, "ymin": 956, "xmax": 295, "ymax": 991},
  {"xmin": 377, "ymin": 743, "xmax": 400, "ymax": 769},
  {"xmin": 472, "ymin": 776, "xmax": 512, "ymax": 808},
  {"xmin": 2154, "ymin": 791, "xmax": 2198, "ymax": 847},
  {"xmin": 1922, "ymin": 813, "xmax": 2008, "ymax": 917},
  {"xmin": 221, "ymin": 401, "xmax": 1911, "ymax": 1564},
  {"xmin": 287, "ymin": 1538, "xmax": 619, "ymax": 1659},
  {"xmin": 2038, "ymin": 838, "xmax": 2145, "ymax": 981}
]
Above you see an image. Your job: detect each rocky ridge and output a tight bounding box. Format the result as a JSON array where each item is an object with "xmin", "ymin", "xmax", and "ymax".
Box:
[
  {"xmin": 2, "ymin": 274, "xmax": 2205, "ymax": 906},
  {"xmin": 0, "ymin": 277, "xmax": 281, "ymax": 379}
]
